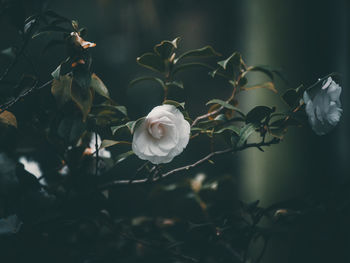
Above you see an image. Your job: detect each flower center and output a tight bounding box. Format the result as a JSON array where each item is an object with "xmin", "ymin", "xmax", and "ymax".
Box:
[{"xmin": 148, "ymin": 121, "xmax": 165, "ymax": 139}]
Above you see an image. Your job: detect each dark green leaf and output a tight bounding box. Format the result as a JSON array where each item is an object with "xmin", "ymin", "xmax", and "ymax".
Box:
[
  {"xmin": 206, "ymin": 99, "xmax": 245, "ymax": 117},
  {"xmin": 281, "ymin": 89, "xmax": 298, "ymax": 107},
  {"xmin": 214, "ymin": 124, "xmax": 240, "ymax": 135},
  {"xmin": 91, "ymin": 73, "xmax": 110, "ymax": 99},
  {"xmin": 175, "ymin": 45, "xmax": 221, "ymax": 63},
  {"xmin": 217, "ymin": 52, "xmax": 241, "ymax": 70},
  {"xmin": 246, "ymin": 106, "xmax": 273, "ymax": 124},
  {"xmin": 0, "ymin": 215, "xmax": 22, "ymax": 236},
  {"xmin": 32, "ymin": 25, "xmax": 70, "ymax": 38},
  {"xmin": 136, "ymin": 53, "xmax": 165, "ymax": 73},
  {"xmin": 166, "ymin": 80, "xmax": 184, "ymax": 90},
  {"xmin": 115, "ymin": 151, "xmax": 134, "ymax": 165},
  {"xmin": 129, "ymin": 76, "xmax": 166, "ymax": 90},
  {"xmin": 71, "ymin": 81, "xmax": 93, "ymax": 121},
  {"xmin": 100, "ymin": 140, "xmax": 131, "ymax": 149},
  {"xmin": 163, "ymin": 100, "xmax": 185, "ymax": 109},
  {"xmin": 172, "ymin": 62, "xmax": 214, "ymax": 76},
  {"xmin": 154, "ymin": 38, "xmax": 179, "ymax": 59},
  {"xmin": 237, "ymin": 123, "xmax": 256, "ymax": 147},
  {"xmin": 51, "ymin": 74, "xmax": 72, "ymax": 106}
]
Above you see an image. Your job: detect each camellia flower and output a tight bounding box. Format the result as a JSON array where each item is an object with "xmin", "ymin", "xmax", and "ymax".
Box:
[
  {"xmin": 303, "ymin": 77, "xmax": 342, "ymax": 135},
  {"xmin": 132, "ymin": 105, "xmax": 190, "ymax": 164}
]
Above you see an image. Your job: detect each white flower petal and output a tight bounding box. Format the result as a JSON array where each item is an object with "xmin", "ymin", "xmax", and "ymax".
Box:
[
  {"xmin": 303, "ymin": 77, "xmax": 342, "ymax": 135},
  {"xmin": 132, "ymin": 105, "xmax": 190, "ymax": 164}
]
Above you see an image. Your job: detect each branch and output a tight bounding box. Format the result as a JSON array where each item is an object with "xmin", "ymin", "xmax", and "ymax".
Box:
[
  {"xmin": 99, "ymin": 138, "xmax": 280, "ymax": 189},
  {"xmin": 0, "ymin": 79, "xmax": 52, "ymax": 114}
]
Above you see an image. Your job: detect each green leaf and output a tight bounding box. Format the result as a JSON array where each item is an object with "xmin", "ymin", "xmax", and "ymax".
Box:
[
  {"xmin": 217, "ymin": 52, "xmax": 241, "ymax": 70},
  {"xmin": 166, "ymin": 80, "xmax": 184, "ymax": 90},
  {"xmin": 57, "ymin": 117, "xmax": 86, "ymax": 144},
  {"xmin": 1, "ymin": 47, "xmax": 16, "ymax": 59},
  {"xmin": 246, "ymin": 106, "xmax": 273, "ymax": 124},
  {"xmin": 73, "ymin": 65, "xmax": 91, "ymax": 89},
  {"xmin": 0, "ymin": 215, "xmax": 22, "ymax": 236},
  {"xmin": 196, "ymin": 119, "xmax": 224, "ymax": 130},
  {"xmin": 246, "ymin": 66, "xmax": 274, "ymax": 80},
  {"xmin": 163, "ymin": 100, "xmax": 185, "ymax": 109},
  {"xmin": 172, "ymin": 62, "xmax": 214, "ymax": 76},
  {"xmin": 129, "ymin": 76, "xmax": 166, "ymax": 91},
  {"xmin": 175, "ymin": 45, "xmax": 221, "ymax": 63},
  {"xmin": 281, "ymin": 89, "xmax": 298, "ymax": 107},
  {"xmin": 112, "ymin": 118, "xmax": 145, "ymax": 135},
  {"xmin": 71, "ymin": 81, "xmax": 93, "ymax": 121},
  {"xmin": 115, "ymin": 151, "xmax": 134, "ymax": 165},
  {"xmin": 154, "ymin": 37, "xmax": 180, "ymax": 59},
  {"xmin": 237, "ymin": 123, "xmax": 256, "ymax": 147},
  {"xmin": 206, "ymin": 99, "xmax": 245, "ymax": 117},
  {"xmin": 43, "ymin": 39, "xmax": 65, "ymax": 53},
  {"xmin": 214, "ymin": 124, "xmax": 240, "ymax": 135},
  {"xmin": 51, "ymin": 64, "xmax": 61, "ymax": 80},
  {"xmin": 51, "ymin": 74, "xmax": 72, "ymax": 106},
  {"xmin": 100, "ymin": 140, "xmax": 131, "ymax": 149},
  {"xmin": 136, "ymin": 53, "xmax": 165, "ymax": 73},
  {"xmin": 91, "ymin": 73, "xmax": 110, "ymax": 99}
]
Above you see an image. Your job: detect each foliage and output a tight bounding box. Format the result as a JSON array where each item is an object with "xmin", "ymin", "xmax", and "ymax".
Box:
[{"xmin": 0, "ymin": 5, "xmax": 346, "ymax": 263}]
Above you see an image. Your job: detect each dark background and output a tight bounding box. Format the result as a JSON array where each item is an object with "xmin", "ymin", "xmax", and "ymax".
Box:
[{"xmin": 1, "ymin": 0, "xmax": 349, "ymax": 262}]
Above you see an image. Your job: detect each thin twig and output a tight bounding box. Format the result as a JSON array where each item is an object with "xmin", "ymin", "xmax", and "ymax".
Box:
[
  {"xmin": 95, "ymin": 132, "xmax": 99, "ymax": 176},
  {"xmin": 0, "ymin": 79, "xmax": 52, "ymax": 114},
  {"xmin": 99, "ymin": 138, "xmax": 280, "ymax": 189}
]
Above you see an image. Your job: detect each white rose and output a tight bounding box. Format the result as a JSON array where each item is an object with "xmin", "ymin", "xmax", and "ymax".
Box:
[
  {"xmin": 132, "ymin": 104, "xmax": 190, "ymax": 164},
  {"xmin": 303, "ymin": 77, "xmax": 342, "ymax": 135}
]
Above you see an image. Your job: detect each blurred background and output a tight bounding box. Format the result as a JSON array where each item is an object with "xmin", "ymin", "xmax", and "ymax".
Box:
[{"xmin": 1, "ymin": 0, "xmax": 349, "ymax": 262}]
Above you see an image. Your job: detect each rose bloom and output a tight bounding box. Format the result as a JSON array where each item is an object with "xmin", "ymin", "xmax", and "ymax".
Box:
[
  {"xmin": 132, "ymin": 105, "xmax": 190, "ymax": 164},
  {"xmin": 303, "ymin": 77, "xmax": 342, "ymax": 135}
]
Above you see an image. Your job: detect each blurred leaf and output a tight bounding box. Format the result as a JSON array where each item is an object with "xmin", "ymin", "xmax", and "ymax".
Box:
[
  {"xmin": 136, "ymin": 53, "xmax": 165, "ymax": 73},
  {"xmin": 206, "ymin": 99, "xmax": 245, "ymax": 117},
  {"xmin": 43, "ymin": 39, "xmax": 65, "ymax": 53},
  {"xmin": 163, "ymin": 100, "xmax": 185, "ymax": 109},
  {"xmin": 51, "ymin": 74, "xmax": 72, "ymax": 106},
  {"xmin": 175, "ymin": 45, "xmax": 221, "ymax": 63},
  {"xmin": 0, "ymin": 110, "xmax": 17, "ymax": 128},
  {"xmin": 246, "ymin": 106, "xmax": 273, "ymax": 124},
  {"xmin": 71, "ymin": 20, "xmax": 79, "ymax": 31},
  {"xmin": 0, "ymin": 215, "xmax": 22, "ymax": 236},
  {"xmin": 1, "ymin": 47, "xmax": 16, "ymax": 59},
  {"xmin": 0, "ymin": 153, "xmax": 19, "ymax": 195},
  {"xmin": 44, "ymin": 10, "xmax": 71, "ymax": 22},
  {"xmin": 100, "ymin": 140, "xmax": 131, "ymax": 149},
  {"xmin": 91, "ymin": 73, "xmax": 110, "ymax": 99},
  {"xmin": 242, "ymin": 82, "xmax": 277, "ymax": 93},
  {"xmin": 57, "ymin": 117, "xmax": 86, "ymax": 144},
  {"xmin": 237, "ymin": 123, "xmax": 256, "ymax": 147}
]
